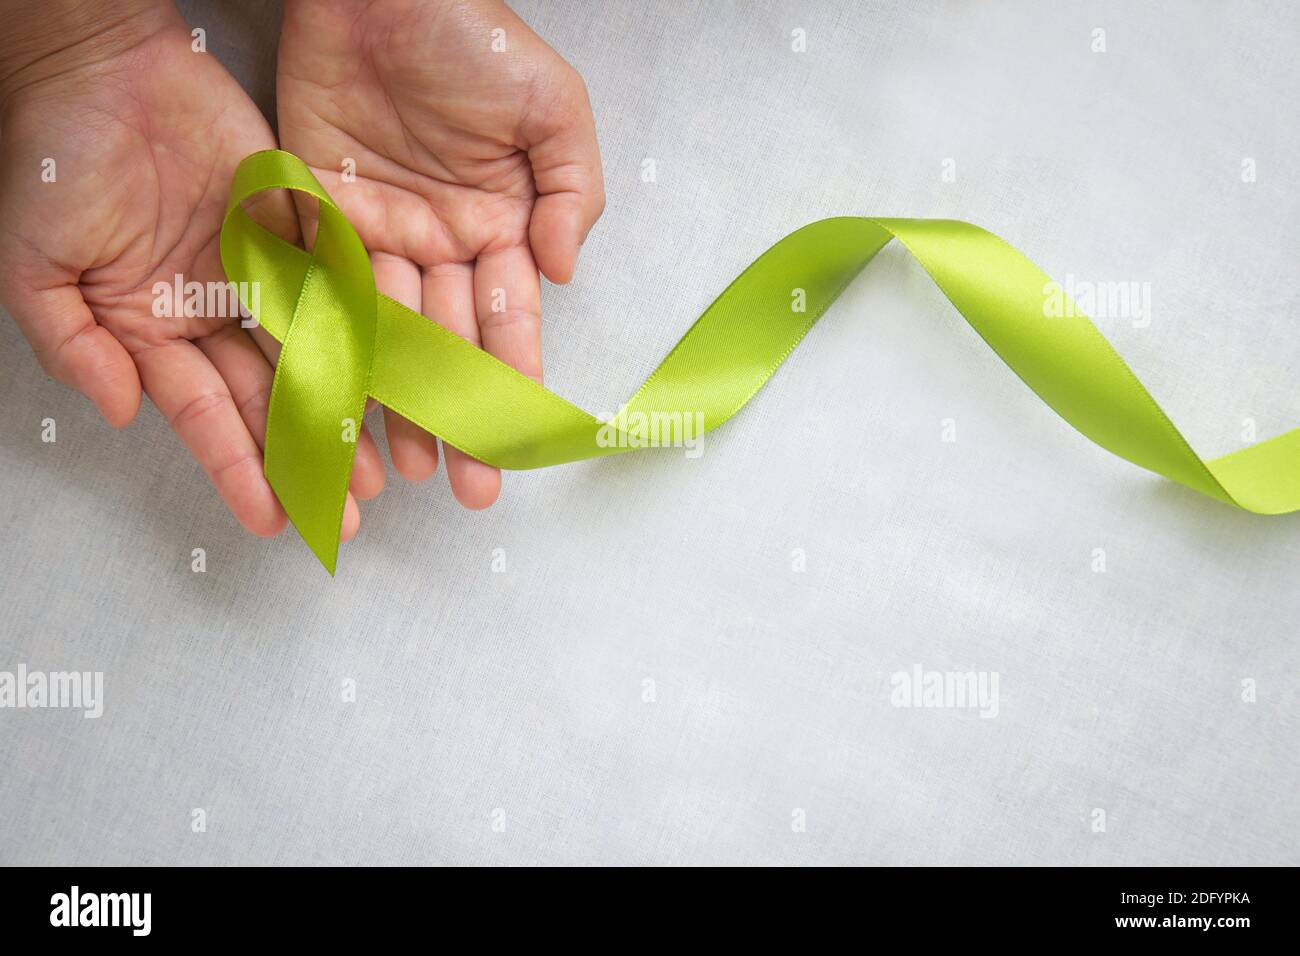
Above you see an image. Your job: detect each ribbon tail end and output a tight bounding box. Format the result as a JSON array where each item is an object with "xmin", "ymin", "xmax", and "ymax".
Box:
[{"xmin": 310, "ymin": 539, "xmax": 340, "ymax": 577}]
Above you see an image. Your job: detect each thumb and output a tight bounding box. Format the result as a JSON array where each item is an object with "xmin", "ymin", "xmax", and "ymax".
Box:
[{"xmin": 525, "ymin": 72, "xmax": 606, "ymax": 284}]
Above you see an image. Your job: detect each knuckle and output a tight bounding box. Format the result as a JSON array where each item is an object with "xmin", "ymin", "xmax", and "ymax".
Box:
[{"xmin": 168, "ymin": 390, "xmax": 230, "ymax": 430}]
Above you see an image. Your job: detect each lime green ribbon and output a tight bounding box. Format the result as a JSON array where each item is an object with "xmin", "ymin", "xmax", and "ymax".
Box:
[{"xmin": 221, "ymin": 149, "xmax": 1300, "ymax": 573}]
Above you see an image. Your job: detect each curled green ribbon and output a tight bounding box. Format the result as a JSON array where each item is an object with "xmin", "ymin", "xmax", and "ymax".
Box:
[{"xmin": 221, "ymin": 150, "xmax": 1300, "ymax": 573}]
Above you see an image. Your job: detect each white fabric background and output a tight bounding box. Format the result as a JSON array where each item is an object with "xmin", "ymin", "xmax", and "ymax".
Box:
[{"xmin": 1, "ymin": 0, "xmax": 1297, "ymax": 866}]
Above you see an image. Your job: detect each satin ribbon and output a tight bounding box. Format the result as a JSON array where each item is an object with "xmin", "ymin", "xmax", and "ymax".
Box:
[{"xmin": 221, "ymin": 150, "xmax": 1300, "ymax": 573}]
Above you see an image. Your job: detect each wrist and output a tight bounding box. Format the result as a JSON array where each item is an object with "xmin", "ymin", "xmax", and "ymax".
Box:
[{"xmin": 0, "ymin": 0, "xmax": 181, "ymax": 107}]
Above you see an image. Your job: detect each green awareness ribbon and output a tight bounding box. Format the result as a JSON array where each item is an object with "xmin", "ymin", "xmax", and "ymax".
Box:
[{"xmin": 221, "ymin": 149, "xmax": 1300, "ymax": 573}]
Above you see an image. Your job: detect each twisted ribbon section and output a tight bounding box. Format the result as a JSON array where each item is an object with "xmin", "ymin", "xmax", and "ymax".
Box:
[{"xmin": 221, "ymin": 150, "xmax": 1300, "ymax": 572}]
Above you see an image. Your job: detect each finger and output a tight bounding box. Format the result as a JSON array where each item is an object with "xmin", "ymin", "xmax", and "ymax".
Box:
[
  {"xmin": 461, "ymin": 245, "xmax": 543, "ymax": 510},
  {"xmin": 474, "ymin": 244, "xmax": 543, "ymax": 384},
  {"xmin": 195, "ymin": 323, "xmax": 274, "ymax": 446},
  {"xmin": 340, "ymin": 491, "xmax": 360, "ymax": 542},
  {"xmin": 524, "ymin": 72, "xmax": 606, "ymax": 284},
  {"xmin": 4, "ymin": 283, "xmax": 141, "ymax": 427},
  {"xmin": 351, "ymin": 420, "xmax": 386, "ymax": 500},
  {"xmin": 132, "ymin": 339, "xmax": 286, "ymax": 537},
  {"xmin": 199, "ymin": 322, "xmax": 366, "ymax": 539},
  {"xmin": 373, "ymin": 252, "xmax": 440, "ymax": 482},
  {"xmin": 423, "ymin": 260, "xmax": 500, "ymax": 509}
]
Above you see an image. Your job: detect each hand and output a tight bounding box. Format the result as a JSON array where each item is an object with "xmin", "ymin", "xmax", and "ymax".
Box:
[
  {"xmin": 0, "ymin": 0, "xmax": 385, "ymax": 541},
  {"xmin": 277, "ymin": 0, "xmax": 605, "ymax": 507}
]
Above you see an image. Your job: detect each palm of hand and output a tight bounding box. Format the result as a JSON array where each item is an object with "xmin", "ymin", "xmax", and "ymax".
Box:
[
  {"xmin": 278, "ymin": 0, "xmax": 604, "ymax": 506},
  {"xmin": 18, "ymin": 32, "xmax": 275, "ymax": 346},
  {"xmin": 279, "ymin": 0, "xmax": 542, "ymax": 265},
  {"xmin": 0, "ymin": 25, "xmax": 347, "ymax": 537}
]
